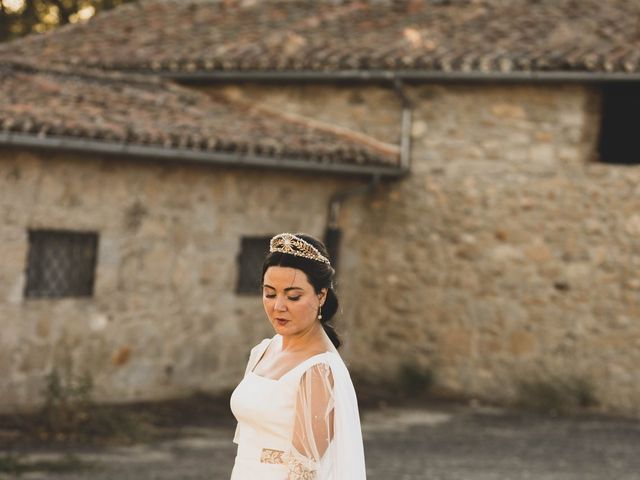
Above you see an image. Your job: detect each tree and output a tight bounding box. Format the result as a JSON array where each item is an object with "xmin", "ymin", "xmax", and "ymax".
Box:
[{"xmin": 0, "ymin": 0, "xmax": 138, "ymax": 43}]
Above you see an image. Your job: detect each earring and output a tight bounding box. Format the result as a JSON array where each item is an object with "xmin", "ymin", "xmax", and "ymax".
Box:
[{"xmin": 317, "ymin": 306, "xmax": 322, "ymax": 320}]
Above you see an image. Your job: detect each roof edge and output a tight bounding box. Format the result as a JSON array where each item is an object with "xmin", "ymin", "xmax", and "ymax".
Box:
[
  {"xmin": 159, "ymin": 69, "xmax": 640, "ymax": 84},
  {"xmin": 0, "ymin": 132, "xmax": 408, "ymax": 178}
]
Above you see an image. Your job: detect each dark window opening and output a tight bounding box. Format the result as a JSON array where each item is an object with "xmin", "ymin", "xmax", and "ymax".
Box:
[
  {"xmin": 236, "ymin": 236, "xmax": 271, "ymax": 295},
  {"xmin": 24, "ymin": 229, "xmax": 99, "ymax": 299},
  {"xmin": 598, "ymin": 84, "xmax": 640, "ymax": 165}
]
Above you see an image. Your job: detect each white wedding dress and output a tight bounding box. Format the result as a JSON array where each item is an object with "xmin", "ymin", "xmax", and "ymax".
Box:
[{"xmin": 230, "ymin": 334, "xmax": 367, "ymax": 480}]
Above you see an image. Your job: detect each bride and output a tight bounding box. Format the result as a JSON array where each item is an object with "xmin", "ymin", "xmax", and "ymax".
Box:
[{"xmin": 230, "ymin": 232, "xmax": 367, "ymax": 479}]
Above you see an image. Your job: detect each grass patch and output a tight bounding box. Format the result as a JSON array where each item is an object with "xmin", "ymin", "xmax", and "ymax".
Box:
[
  {"xmin": 516, "ymin": 375, "xmax": 598, "ymax": 414},
  {"xmin": 0, "ymin": 453, "xmax": 92, "ymax": 475}
]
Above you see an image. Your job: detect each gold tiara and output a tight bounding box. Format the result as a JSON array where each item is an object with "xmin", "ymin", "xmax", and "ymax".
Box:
[{"xmin": 269, "ymin": 233, "xmax": 331, "ymax": 265}]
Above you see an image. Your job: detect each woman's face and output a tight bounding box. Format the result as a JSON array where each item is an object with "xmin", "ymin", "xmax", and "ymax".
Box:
[{"xmin": 262, "ymin": 266, "xmax": 327, "ymax": 336}]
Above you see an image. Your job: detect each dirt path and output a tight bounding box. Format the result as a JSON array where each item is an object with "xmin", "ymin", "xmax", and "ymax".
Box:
[{"xmin": 2, "ymin": 405, "xmax": 640, "ymax": 479}]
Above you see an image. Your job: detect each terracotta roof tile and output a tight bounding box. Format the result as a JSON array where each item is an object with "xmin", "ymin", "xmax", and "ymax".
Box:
[
  {"xmin": 2, "ymin": 0, "xmax": 640, "ymax": 76},
  {"xmin": 0, "ymin": 60, "xmax": 399, "ymax": 168}
]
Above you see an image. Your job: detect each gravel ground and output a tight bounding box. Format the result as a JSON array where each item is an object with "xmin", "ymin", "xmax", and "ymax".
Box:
[{"xmin": 2, "ymin": 404, "xmax": 640, "ymax": 480}]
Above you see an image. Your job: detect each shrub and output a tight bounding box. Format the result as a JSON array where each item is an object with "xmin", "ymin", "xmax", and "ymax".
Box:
[
  {"xmin": 399, "ymin": 363, "xmax": 434, "ymax": 396},
  {"xmin": 35, "ymin": 357, "xmax": 146, "ymax": 443},
  {"xmin": 515, "ymin": 374, "xmax": 597, "ymax": 414}
]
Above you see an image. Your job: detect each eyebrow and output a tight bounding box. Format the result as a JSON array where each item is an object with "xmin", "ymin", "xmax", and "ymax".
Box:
[{"xmin": 262, "ymin": 284, "xmax": 304, "ymax": 292}]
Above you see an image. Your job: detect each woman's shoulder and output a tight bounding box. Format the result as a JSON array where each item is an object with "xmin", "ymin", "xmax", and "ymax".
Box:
[
  {"xmin": 250, "ymin": 335, "xmax": 275, "ymax": 354},
  {"xmin": 249, "ymin": 333, "xmax": 283, "ymax": 358},
  {"xmin": 292, "ymin": 350, "xmax": 343, "ymax": 379},
  {"xmin": 252, "ymin": 336, "xmax": 271, "ymax": 349}
]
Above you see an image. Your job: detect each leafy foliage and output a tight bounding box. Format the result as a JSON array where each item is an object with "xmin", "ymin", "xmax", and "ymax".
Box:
[{"xmin": 0, "ymin": 0, "xmax": 138, "ymax": 42}]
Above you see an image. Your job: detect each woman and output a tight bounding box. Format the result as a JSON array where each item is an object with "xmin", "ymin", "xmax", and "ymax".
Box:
[{"xmin": 230, "ymin": 232, "xmax": 367, "ymax": 480}]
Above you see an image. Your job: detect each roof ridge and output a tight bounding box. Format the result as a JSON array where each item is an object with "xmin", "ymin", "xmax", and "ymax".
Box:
[
  {"xmin": 218, "ymin": 90, "xmax": 400, "ymax": 157},
  {"xmin": 0, "ymin": 57, "xmax": 167, "ymax": 87}
]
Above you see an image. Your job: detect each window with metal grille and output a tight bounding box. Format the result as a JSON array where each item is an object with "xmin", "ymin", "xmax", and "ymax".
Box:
[
  {"xmin": 24, "ymin": 229, "xmax": 99, "ymax": 299},
  {"xmin": 236, "ymin": 236, "xmax": 271, "ymax": 295},
  {"xmin": 598, "ymin": 84, "xmax": 640, "ymax": 165}
]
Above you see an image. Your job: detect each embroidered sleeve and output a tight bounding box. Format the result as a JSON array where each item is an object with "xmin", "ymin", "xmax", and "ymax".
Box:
[
  {"xmin": 259, "ymin": 448, "xmax": 316, "ymax": 479},
  {"xmin": 285, "ymin": 447, "xmax": 319, "ymax": 480},
  {"xmin": 286, "ymin": 362, "xmax": 335, "ymax": 479},
  {"xmin": 256, "ymin": 362, "xmax": 335, "ymax": 478}
]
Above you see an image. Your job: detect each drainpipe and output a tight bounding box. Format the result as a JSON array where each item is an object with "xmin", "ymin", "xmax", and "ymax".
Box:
[
  {"xmin": 324, "ymin": 77, "xmax": 413, "ymax": 271},
  {"xmin": 394, "ymin": 78, "xmax": 413, "ymax": 171},
  {"xmin": 324, "ymin": 176, "xmax": 381, "ymax": 272}
]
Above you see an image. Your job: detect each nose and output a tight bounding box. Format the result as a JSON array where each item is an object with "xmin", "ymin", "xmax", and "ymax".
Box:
[{"xmin": 274, "ymin": 295, "xmax": 287, "ymax": 312}]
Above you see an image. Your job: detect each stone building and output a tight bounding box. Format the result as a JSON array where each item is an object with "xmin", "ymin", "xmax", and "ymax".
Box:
[{"xmin": 1, "ymin": 0, "xmax": 640, "ymax": 413}]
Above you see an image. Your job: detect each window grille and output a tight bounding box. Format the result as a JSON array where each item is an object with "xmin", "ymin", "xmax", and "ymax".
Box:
[
  {"xmin": 598, "ymin": 84, "xmax": 640, "ymax": 165},
  {"xmin": 236, "ymin": 236, "xmax": 271, "ymax": 295},
  {"xmin": 24, "ymin": 229, "xmax": 99, "ymax": 299}
]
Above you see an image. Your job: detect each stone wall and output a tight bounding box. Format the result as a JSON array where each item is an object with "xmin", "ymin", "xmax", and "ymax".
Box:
[
  {"xmin": 3, "ymin": 81, "xmax": 640, "ymax": 414},
  {"xmin": 0, "ymin": 148, "xmax": 360, "ymax": 412},
  {"xmin": 348, "ymin": 84, "xmax": 640, "ymax": 413},
  {"xmin": 200, "ymin": 83, "xmax": 640, "ymax": 413}
]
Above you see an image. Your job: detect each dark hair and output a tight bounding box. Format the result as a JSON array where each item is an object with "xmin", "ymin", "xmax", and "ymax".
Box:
[{"xmin": 262, "ymin": 233, "xmax": 341, "ymax": 349}]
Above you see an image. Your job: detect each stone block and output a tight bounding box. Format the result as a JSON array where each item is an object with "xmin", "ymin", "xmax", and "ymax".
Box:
[
  {"xmin": 490, "ymin": 103, "xmax": 526, "ymax": 119},
  {"xmin": 112, "ymin": 346, "xmax": 132, "ymax": 367},
  {"xmin": 508, "ymin": 330, "xmax": 537, "ymax": 357},
  {"xmin": 534, "ymin": 131, "xmax": 554, "ymax": 142},
  {"xmin": 528, "ymin": 144, "xmax": 555, "ymax": 166},
  {"xmin": 411, "ymin": 120, "xmax": 428, "ymax": 137},
  {"xmin": 489, "ymin": 244, "xmax": 523, "ymax": 263},
  {"xmin": 624, "ymin": 215, "xmax": 640, "ymax": 235},
  {"xmin": 438, "ymin": 328, "xmax": 472, "ymax": 358},
  {"xmin": 523, "ymin": 240, "xmax": 552, "ymax": 263},
  {"xmin": 35, "ymin": 317, "xmax": 51, "ymax": 340}
]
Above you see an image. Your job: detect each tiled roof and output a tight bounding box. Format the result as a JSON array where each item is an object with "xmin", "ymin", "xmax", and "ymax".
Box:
[
  {"xmin": 2, "ymin": 0, "xmax": 640, "ymax": 76},
  {"xmin": 0, "ymin": 60, "xmax": 400, "ymax": 171}
]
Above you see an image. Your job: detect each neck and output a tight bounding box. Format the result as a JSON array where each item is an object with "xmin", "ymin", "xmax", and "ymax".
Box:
[{"xmin": 280, "ymin": 321, "xmax": 326, "ymax": 352}]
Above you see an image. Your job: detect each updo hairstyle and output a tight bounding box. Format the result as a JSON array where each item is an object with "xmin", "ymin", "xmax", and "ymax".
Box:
[{"xmin": 262, "ymin": 233, "xmax": 341, "ymax": 349}]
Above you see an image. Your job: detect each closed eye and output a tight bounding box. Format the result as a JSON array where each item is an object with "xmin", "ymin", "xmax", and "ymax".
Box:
[{"xmin": 263, "ymin": 294, "xmax": 301, "ymax": 301}]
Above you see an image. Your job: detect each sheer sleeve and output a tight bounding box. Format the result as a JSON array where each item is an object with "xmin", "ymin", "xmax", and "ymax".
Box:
[
  {"xmin": 257, "ymin": 354, "xmax": 366, "ymax": 479},
  {"xmin": 286, "ymin": 362, "xmax": 335, "ymax": 480}
]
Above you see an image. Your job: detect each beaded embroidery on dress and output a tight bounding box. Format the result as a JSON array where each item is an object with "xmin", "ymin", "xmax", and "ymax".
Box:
[{"xmin": 229, "ymin": 334, "xmax": 366, "ymax": 480}]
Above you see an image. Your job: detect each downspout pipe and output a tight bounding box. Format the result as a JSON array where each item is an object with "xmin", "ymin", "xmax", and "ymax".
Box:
[
  {"xmin": 393, "ymin": 78, "xmax": 413, "ymax": 171},
  {"xmin": 324, "ymin": 176, "xmax": 381, "ymax": 273},
  {"xmin": 324, "ymin": 76, "xmax": 413, "ymax": 271}
]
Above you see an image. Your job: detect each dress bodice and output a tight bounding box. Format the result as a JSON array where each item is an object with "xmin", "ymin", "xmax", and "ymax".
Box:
[
  {"xmin": 231, "ymin": 338, "xmax": 334, "ymax": 448},
  {"xmin": 229, "ymin": 335, "xmax": 337, "ymax": 479},
  {"xmin": 231, "ymin": 370, "xmax": 298, "ymax": 451}
]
